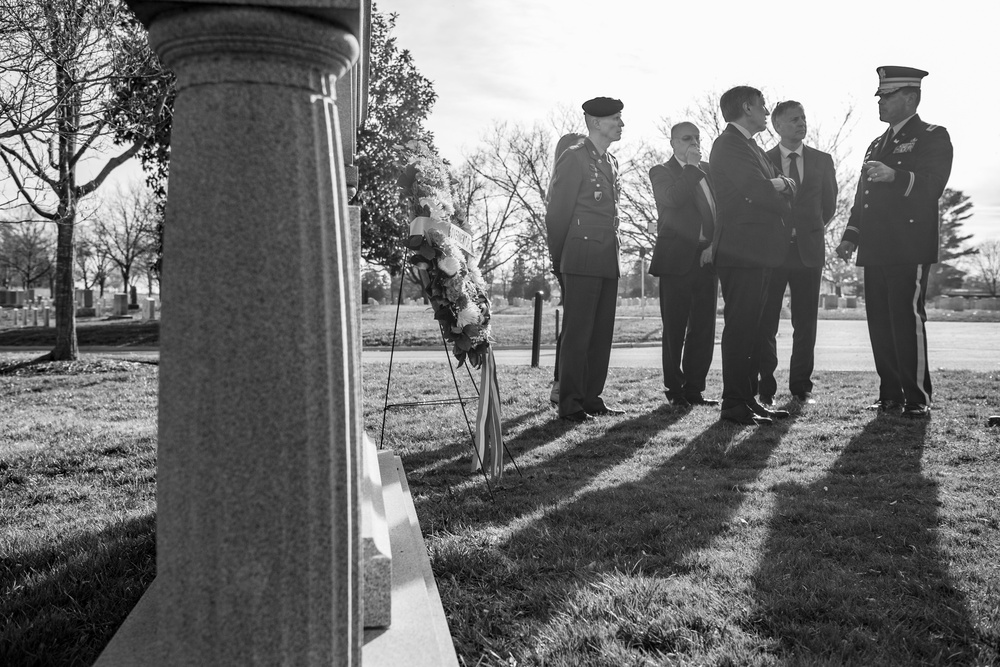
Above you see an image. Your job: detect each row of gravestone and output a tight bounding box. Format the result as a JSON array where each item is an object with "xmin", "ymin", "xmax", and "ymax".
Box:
[{"xmin": 0, "ymin": 297, "xmax": 159, "ymax": 324}]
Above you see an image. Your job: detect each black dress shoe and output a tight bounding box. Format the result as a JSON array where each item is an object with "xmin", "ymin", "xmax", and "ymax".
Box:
[
  {"xmin": 666, "ymin": 396, "xmax": 691, "ymax": 408},
  {"xmin": 758, "ymin": 395, "xmax": 775, "ymax": 407},
  {"xmin": 867, "ymin": 399, "xmax": 903, "ymax": 412},
  {"xmin": 588, "ymin": 405, "xmax": 626, "ymax": 416},
  {"xmin": 685, "ymin": 394, "xmax": 720, "ymax": 406},
  {"xmin": 751, "ymin": 401, "xmax": 790, "ymax": 419},
  {"xmin": 792, "ymin": 392, "xmax": 816, "ymax": 404},
  {"xmin": 561, "ymin": 410, "xmax": 594, "ymax": 423},
  {"xmin": 988, "ymin": 416, "xmax": 1000, "ymax": 427},
  {"xmin": 720, "ymin": 405, "xmax": 772, "ymax": 426},
  {"xmin": 902, "ymin": 404, "xmax": 930, "ymax": 419}
]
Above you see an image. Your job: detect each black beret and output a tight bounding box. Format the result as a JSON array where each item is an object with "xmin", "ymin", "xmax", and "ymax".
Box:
[
  {"xmin": 582, "ymin": 97, "xmax": 623, "ymax": 117},
  {"xmin": 875, "ymin": 65, "xmax": 929, "ymax": 96}
]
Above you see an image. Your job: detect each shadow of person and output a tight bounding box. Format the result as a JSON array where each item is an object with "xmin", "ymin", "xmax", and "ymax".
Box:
[
  {"xmin": 748, "ymin": 417, "xmax": 982, "ymax": 664},
  {"xmin": 410, "ymin": 403, "xmax": 695, "ymax": 532},
  {"xmin": 471, "ymin": 417, "xmax": 791, "ymax": 631}
]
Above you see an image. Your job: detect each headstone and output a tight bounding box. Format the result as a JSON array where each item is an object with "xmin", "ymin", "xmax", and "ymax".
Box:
[
  {"xmin": 84, "ymin": 290, "xmax": 94, "ymax": 308},
  {"xmin": 114, "ymin": 293, "xmax": 129, "ymax": 316},
  {"xmin": 145, "ymin": 299, "xmax": 157, "ymax": 320},
  {"xmin": 368, "ymin": 298, "xmax": 379, "ymax": 307},
  {"xmin": 44, "ymin": 307, "xmax": 51, "ymax": 327},
  {"xmin": 953, "ymin": 298, "xmax": 965, "ymax": 312},
  {"xmin": 823, "ymin": 294, "xmax": 838, "ymax": 310},
  {"xmin": 130, "ymin": 285, "xmax": 138, "ymax": 307},
  {"xmin": 845, "ymin": 297, "xmax": 857, "ymax": 309},
  {"xmin": 32, "ymin": 308, "xmax": 39, "ymax": 326}
]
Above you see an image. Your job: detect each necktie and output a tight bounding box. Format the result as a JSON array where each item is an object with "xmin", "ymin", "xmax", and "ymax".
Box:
[
  {"xmin": 879, "ymin": 129, "xmax": 894, "ymax": 155},
  {"xmin": 694, "ymin": 180, "xmax": 716, "ymax": 243},
  {"xmin": 787, "ymin": 152, "xmax": 801, "ymax": 186}
]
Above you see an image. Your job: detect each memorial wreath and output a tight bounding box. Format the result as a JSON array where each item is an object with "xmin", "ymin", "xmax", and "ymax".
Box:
[{"xmin": 395, "ymin": 140, "xmax": 506, "ymax": 480}]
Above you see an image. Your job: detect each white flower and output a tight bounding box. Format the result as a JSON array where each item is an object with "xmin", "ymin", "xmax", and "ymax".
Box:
[
  {"xmin": 438, "ymin": 256, "xmax": 462, "ymax": 276},
  {"xmin": 457, "ymin": 304, "xmax": 481, "ymax": 328}
]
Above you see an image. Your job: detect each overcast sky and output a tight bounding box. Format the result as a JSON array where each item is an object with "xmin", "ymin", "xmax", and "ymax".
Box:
[{"xmin": 378, "ymin": 0, "xmax": 999, "ymax": 243}]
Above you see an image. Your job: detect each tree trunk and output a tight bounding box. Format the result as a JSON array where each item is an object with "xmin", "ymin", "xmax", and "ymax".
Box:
[
  {"xmin": 51, "ymin": 214, "xmax": 79, "ymax": 360},
  {"xmin": 49, "ymin": 62, "xmax": 79, "ymax": 361}
]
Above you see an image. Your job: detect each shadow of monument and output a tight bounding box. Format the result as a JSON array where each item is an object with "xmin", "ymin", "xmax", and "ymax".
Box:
[
  {"xmin": 748, "ymin": 417, "xmax": 985, "ymax": 664},
  {"xmin": 0, "ymin": 513, "xmax": 156, "ymax": 666}
]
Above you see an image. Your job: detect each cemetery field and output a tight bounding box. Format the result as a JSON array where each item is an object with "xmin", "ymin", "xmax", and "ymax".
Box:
[
  {"xmin": 2, "ymin": 304, "xmax": 1000, "ymax": 350},
  {"xmin": 2, "ymin": 354, "xmax": 998, "ymax": 665}
]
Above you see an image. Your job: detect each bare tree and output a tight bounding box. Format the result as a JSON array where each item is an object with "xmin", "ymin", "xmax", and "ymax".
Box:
[
  {"xmin": 0, "ymin": 213, "xmax": 54, "ymax": 288},
  {"xmin": 0, "ymin": 0, "xmax": 168, "ymax": 360},
  {"xmin": 74, "ymin": 230, "xmax": 113, "ymax": 295},
  {"xmin": 92, "ymin": 182, "xmax": 158, "ymax": 292},
  {"xmin": 464, "ymin": 121, "xmax": 558, "ymax": 276},
  {"xmin": 970, "ymin": 239, "xmax": 1000, "ymax": 297}
]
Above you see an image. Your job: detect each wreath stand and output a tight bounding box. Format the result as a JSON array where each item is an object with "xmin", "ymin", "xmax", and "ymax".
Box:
[{"xmin": 377, "ymin": 254, "xmax": 521, "ymax": 497}]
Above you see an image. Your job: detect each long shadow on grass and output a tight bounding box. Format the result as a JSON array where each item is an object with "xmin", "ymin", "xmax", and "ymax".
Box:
[
  {"xmin": 411, "ymin": 404, "xmax": 692, "ymax": 528},
  {"xmin": 429, "ymin": 415, "xmax": 793, "ymax": 661},
  {"xmin": 0, "ymin": 513, "xmax": 156, "ymax": 667},
  {"xmin": 749, "ymin": 416, "xmax": 990, "ymax": 665}
]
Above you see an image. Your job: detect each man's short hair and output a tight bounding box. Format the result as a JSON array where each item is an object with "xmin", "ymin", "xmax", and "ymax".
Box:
[
  {"xmin": 771, "ymin": 100, "xmax": 803, "ymax": 124},
  {"xmin": 720, "ymin": 86, "xmax": 762, "ymax": 122},
  {"xmin": 670, "ymin": 121, "xmax": 697, "ymax": 139}
]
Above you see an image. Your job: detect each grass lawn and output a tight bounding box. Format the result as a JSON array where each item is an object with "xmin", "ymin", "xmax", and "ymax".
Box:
[{"xmin": 2, "ymin": 354, "xmax": 999, "ymax": 665}]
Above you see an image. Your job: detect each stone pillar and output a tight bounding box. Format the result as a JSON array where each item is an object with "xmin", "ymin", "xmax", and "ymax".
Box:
[{"xmin": 96, "ymin": 6, "xmax": 362, "ymax": 667}]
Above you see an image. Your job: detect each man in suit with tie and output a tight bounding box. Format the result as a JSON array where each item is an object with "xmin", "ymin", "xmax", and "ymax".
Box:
[
  {"xmin": 648, "ymin": 122, "xmax": 719, "ymax": 408},
  {"xmin": 756, "ymin": 101, "xmax": 838, "ymax": 406},
  {"xmin": 545, "ymin": 96, "xmax": 626, "ymax": 422},
  {"xmin": 709, "ymin": 86, "xmax": 797, "ymax": 426},
  {"xmin": 837, "ymin": 66, "xmax": 953, "ymax": 419}
]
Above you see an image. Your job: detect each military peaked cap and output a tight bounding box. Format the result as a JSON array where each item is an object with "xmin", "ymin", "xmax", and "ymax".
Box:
[
  {"xmin": 875, "ymin": 65, "xmax": 929, "ymax": 96},
  {"xmin": 582, "ymin": 97, "xmax": 623, "ymax": 117}
]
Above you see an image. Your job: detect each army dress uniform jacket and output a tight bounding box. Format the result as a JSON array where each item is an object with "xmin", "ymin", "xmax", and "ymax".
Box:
[
  {"xmin": 842, "ymin": 115, "xmax": 953, "ymax": 266},
  {"xmin": 648, "ymin": 157, "xmax": 715, "ymax": 277},
  {"xmin": 545, "ymin": 139, "xmax": 622, "ymax": 278},
  {"xmin": 709, "ymin": 125, "xmax": 794, "ymax": 269}
]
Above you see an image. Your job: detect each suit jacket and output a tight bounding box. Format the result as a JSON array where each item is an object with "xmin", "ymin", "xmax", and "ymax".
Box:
[
  {"xmin": 842, "ymin": 114, "xmax": 953, "ymax": 266},
  {"xmin": 766, "ymin": 144, "xmax": 838, "ymax": 268},
  {"xmin": 647, "ymin": 158, "xmax": 715, "ymax": 276},
  {"xmin": 545, "ymin": 138, "xmax": 622, "ymax": 278},
  {"xmin": 709, "ymin": 124, "xmax": 794, "ymax": 268}
]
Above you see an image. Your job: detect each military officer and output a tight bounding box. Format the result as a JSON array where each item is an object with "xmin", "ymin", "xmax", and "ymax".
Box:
[
  {"xmin": 837, "ymin": 66, "xmax": 953, "ymax": 419},
  {"xmin": 545, "ymin": 96, "xmax": 626, "ymax": 422}
]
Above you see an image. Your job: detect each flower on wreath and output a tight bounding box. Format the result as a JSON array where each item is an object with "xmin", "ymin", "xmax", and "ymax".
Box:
[{"xmin": 396, "ymin": 144, "xmax": 493, "ymax": 368}]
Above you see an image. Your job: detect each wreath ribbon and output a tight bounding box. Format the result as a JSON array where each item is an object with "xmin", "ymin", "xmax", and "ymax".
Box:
[{"xmin": 472, "ymin": 347, "xmax": 504, "ymax": 481}]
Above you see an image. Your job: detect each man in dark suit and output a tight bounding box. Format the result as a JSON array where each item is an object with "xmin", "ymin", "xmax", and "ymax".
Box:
[
  {"xmin": 545, "ymin": 97, "xmax": 626, "ymax": 422},
  {"xmin": 648, "ymin": 122, "xmax": 719, "ymax": 408},
  {"xmin": 757, "ymin": 101, "xmax": 838, "ymax": 406},
  {"xmin": 837, "ymin": 66, "xmax": 953, "ymax": 419},
  {"xmin": 709, "ymin": 86, "xmax": 797, "ymax": 426}
]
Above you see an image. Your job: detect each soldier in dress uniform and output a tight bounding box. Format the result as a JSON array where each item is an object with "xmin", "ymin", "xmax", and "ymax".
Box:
[
  {"xmin": 545, "ymin": 97, "xmax": 626, "ymax": 422},
  {"xmin": 836, "ymin": 66, "xmax": 953, "ymax": 419}
]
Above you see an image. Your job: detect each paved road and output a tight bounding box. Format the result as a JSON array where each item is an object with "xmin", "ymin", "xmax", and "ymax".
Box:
[
  {"xmin": 363, "ymin": 320, "xmax": 1000, "ymax": 372},
  {"xmin": 4, "ymin": 321, "xmax": 997, "ymax": 371}
]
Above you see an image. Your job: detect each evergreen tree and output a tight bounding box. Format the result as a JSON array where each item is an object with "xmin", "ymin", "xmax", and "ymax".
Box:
[
  {"xmin": 355, "ymin": 7, "xmax": 438, "ymax": 275},
  {"xmin": 927, "ymin": 188, "xmax": 976, "ymax": 299}
]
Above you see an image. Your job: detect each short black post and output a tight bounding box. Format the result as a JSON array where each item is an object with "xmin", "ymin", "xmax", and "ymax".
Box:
[
  {"xmin": 553, "ymin": 308, "xmax": 561, "ymax": 379},
  {"xmin": 531, "ymin": 291, "xmax": 543, "ymax": 367}
]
